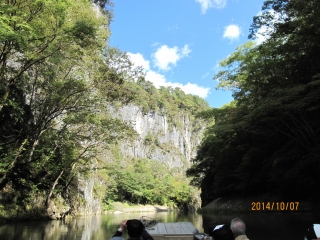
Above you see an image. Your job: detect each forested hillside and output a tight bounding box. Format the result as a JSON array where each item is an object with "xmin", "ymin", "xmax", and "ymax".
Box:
[
  {"xmin": 187, "ymin": 0, "xmax": 320, "ymax": 207},
  {"xmin": 0, "ymin": 0, "xmax": 209, "ymax": 219}
]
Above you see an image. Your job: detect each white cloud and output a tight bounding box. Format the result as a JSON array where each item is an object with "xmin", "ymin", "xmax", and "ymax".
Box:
[
  {"xmin": 153, "ymin": 45, "xmax": 179, "ymax": 70},
  {"xmin": 178, "ymin": 82, "xmax": 210, "ymax": 98},
  {"xmin": 128, "ymin": 51, "xmax": 209, "ymax": 98},
  {"xmin": 146, "ymin": 71, "xmax": 210, "ymax": 98},
  {"xmin": 152, "ymin": 44, "xmax": 191, "ymax": 71},
  {"xmin": 127, "ymin": 52, "xmax": 150, "ymax": 71},
  {"xmin": 223, "ymin": 24, "xmax": 241, "ymax": 41},
  {"xmin": 196, "ymin": 0, "xmax": 227, "ymax": 14},
  {"xmin": 145, "ymin": 70, "xmax": 167, "ymax": 88},
  {"xmin": 182, "ymin": 45, "xmax": 192, "ymax": 56}
]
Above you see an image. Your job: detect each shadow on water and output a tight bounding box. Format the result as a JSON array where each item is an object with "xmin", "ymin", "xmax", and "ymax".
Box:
[{"xmin": 0, "ymin": 211, "xmax": 318, "ymax": 239}]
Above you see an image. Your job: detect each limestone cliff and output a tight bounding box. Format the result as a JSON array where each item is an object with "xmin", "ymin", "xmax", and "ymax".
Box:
[{"xmin": 109, "ymin": 104, "xmax": 206, "ymax": 170}]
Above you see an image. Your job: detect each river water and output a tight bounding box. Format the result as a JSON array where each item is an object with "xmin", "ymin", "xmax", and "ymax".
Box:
[{"xmin": 0, "ymin": 211, "xmax": 319, "ymax": 240}]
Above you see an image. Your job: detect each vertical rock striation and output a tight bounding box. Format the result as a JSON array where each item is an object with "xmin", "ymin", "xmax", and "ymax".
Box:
[{"xmin": 108, "ymin": 104, "xmax": 206, "ymax": 170}]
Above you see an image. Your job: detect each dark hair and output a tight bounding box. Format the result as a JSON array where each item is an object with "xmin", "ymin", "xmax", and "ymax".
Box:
[
  {"xmin": 126, "ymin": 219, "xmax": 145, "ymax": 238},
  {"xmin": 212, "ymin": 223, "xmax": 234, "ymax": 240}
]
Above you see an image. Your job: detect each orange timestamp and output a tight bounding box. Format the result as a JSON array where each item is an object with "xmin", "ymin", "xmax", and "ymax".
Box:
[{"xmin": 251, "ymin": 202, "xmax": 299, "ymax": 211}]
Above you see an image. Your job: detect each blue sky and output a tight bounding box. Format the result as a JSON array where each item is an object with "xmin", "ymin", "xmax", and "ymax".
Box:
[{"xmin": 109, "ymin": 0, "xmax": 266, "ymax": 108}]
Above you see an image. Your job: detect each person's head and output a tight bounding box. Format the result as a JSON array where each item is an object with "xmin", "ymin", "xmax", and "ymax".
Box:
[
  {"xmin": 126, "ymin": 219, "xmax": 145, "ymax": 238},
  {"xmin": 230, "ymin": 218, "xmax": 246, "ymax": 237},
  {"xmin": 212, "ymin": 224, "xmax": 234, "ymax": 240}
]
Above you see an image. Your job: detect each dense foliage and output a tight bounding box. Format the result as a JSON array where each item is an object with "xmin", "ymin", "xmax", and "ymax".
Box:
[
  {"xmin": 103, "ymin": 157, "xmax": 192, "ymax": 208},
  {"xmin": 187, "ymin": 0, "xmax": 320, "ymax": 206},
  {"xmin": 0, "ymin": 0, "xmax": 209, "ymax": 217},
  {"xmin": 108, "ymin": 76, "xmax": 210, "ymax": 120},
  {"xmin": 0, "ymin": 0, "xmax": 136, "ymax": 214}
]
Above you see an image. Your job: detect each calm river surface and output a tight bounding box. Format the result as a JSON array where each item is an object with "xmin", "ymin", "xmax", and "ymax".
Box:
[{"xmin": 0, "ymin": 211, "xmax": 319, "ymax": 240}]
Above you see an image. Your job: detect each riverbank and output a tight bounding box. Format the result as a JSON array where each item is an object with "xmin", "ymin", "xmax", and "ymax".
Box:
[
  {"xmin": 198, "ymin": 195, "xmax": 320, "ymax": 213},
  {"xmin": 0, "ymin": 201, "xmax": 177, "ymax": 224},
  {"xmin": 104, "ymin": 202, "xmax": 177, "ymax": 214}
]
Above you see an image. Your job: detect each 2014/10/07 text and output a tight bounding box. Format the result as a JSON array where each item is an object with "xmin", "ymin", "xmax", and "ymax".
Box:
[{"xmin": 251, "ymin": 202, "xmax": 299, "ymax": 211}]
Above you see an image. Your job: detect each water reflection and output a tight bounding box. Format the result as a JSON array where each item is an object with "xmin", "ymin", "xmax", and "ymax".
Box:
[
  {"xmin": 0, "ymin": 215, "xmax": 109, "ymax": 240},
  {"xmin": 0, "ymin": 212, "xmax": 203, "ymax": 240},
  {"xmin": 0, "ymin": 211, "xmax": 318, "ymax": 239}
]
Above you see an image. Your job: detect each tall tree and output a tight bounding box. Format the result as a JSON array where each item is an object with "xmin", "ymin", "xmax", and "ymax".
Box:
[
  {"xmin": 188, "ymin": 0, "xmax": 320, "ymax": 205},
  {"xmin": 0, "ymin": 0, "xmax": 137, "ymax": 215}
]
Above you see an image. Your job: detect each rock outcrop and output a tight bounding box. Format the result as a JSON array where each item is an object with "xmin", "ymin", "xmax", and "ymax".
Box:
[{"xmin": 109, "ymin": 104, "xmax": 206, "ymax": 170}]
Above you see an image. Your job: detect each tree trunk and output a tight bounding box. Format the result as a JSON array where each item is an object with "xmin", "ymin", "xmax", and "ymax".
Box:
[
  {"xmin": 46, "ymin": 169, "xmax": 64, "ymax": 208},
  {"xmin": 0, "ymin": 88, "xmax": 10, "ymax": 113},
  {"xmin": 45, "ymin": 169, "xmax": 66, "ymax": 219},
  {"xmin": 0, "ymin": 138, "xmax": 28, "ymax": 190}
]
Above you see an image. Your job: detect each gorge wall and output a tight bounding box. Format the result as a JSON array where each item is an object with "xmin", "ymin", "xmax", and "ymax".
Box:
[
  {"xmin": 74, "ymin": 104, "xmax": 207, "ymax": 216},
  {"xmin": 109, "ymin": 104, "xmax": 206, "ymax": 169}
]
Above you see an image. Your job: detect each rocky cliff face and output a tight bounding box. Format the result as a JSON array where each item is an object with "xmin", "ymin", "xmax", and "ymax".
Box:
[{"xmin": 109, "ymin": 104, "xmax": 206, "ymax": 170}]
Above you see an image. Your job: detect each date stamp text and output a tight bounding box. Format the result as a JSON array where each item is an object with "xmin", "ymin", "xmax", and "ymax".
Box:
[{"xmin": 251, "ymin": 202, "xmax": 299, "ymax": 211}]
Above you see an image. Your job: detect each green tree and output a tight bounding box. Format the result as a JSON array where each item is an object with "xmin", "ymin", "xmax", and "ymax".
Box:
[
  {"xmin": 104, "ymin": 157, "xmax": 194, "ymax": 208},
  {"xmin": 0, "ymin": 0, "xmax": 110, "ymax": 111},
  {"xmin": 188, "ymin": 0, "xmax": 320, "ymax": 205},
  {"xmin": 0, "ymin": 0, "xmax": 139, "ymax": 217}
]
